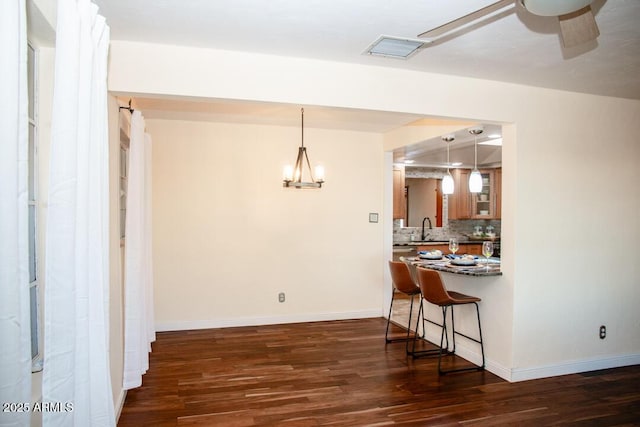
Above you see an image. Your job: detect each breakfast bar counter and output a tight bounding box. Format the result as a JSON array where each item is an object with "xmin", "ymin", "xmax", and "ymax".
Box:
[{"xmin": 405, "ymin": 257, "xmax": 502, "ymax": 277}]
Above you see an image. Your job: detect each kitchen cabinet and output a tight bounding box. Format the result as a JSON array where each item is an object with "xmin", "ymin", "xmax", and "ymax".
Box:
[
  {"xmin": 471, "ymin": 170, "xmax": 495, "ymax": 218},
  {"xmin": 393, "ymin": 166, "xmax": 406, "ymax": 220},
  {"xmin": 463, "ymin": 243, "xmax": 483, "ymax": 256},
  {"xmin": 448, "ymin": 168, "xmax": 501, "ymax": 219},
  {"xmin": 448, "ymin": 169, "xmax": 470, "ymax": 219}
]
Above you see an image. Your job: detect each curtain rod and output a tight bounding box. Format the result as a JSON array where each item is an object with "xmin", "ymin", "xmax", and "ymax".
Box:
[{"xmin": 119, "ymin": 99, "xmax": 134, "ymax": 113}]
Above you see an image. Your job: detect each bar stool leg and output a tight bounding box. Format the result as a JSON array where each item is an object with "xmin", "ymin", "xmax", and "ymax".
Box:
[
  {"xmin": 450, "ymin": 305, "xmax": 457, "ymax": 354},
  {"xmin": 412, "ymin": 301, "xmax": 449, "ymax": 358},
  {"xmin": 386, "ymin": 290, "xmax": 420, "ymax": 347},
  {"xmin": 384, "ymin": 289, "xmax": 397, "ymax": 343},
  {"xmin": 474, "ymin": 302, "xmax": 486, "ymax": 369},
  {"xmin": 438, "ymin": 303, "xmax": 485, "ymax": 375},
  {"xmin": 437, "ymin": 306, "xmax": 449, "ymax": 373},
  {"xmin": 410, "ymin": 299, "xmax": 423, "ymax": 355},
  {"xmin": 404, "ymin": 294, "xmax": 415, "ymax": 353}
]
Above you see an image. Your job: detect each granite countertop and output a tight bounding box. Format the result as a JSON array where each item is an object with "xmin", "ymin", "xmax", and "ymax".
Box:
[
  {"xmin": 393, "ymin": 240, "xmax": 496, "ymax": 246},
  {"xmin": 406, "ymin": 257, "xmax": 502, "ymax": 277},
  {"xmin": 393, "ymin": 241, "xmax": 449, "ymax": 246}
]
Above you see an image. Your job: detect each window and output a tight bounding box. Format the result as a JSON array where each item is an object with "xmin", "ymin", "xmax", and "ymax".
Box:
[{"xmin": 27, "ymin": 42, "xmax": 42, "ymax": 372}]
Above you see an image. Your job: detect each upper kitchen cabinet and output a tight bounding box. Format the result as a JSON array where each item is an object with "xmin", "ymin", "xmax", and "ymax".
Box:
[
  {"xmin": 449, "ymin": 169, "xmax": 470, "ymax": 219},
  {"xmin": 393, "ymin": 165, "xmax": 406, "ymax": 220},
  {"xmin": 449, "ymin": 168, "xmax": 501, "ymax": 219}
]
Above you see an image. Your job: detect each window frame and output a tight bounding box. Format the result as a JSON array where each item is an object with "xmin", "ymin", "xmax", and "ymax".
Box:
[{"xmin": 27, "ymin": 41, "xmax": 42, "ymax": 372}]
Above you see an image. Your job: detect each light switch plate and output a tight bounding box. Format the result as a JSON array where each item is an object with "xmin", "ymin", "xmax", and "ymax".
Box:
[{"xmin": 369, "ymin": 213, "xmax": 379, "ymax": 223}]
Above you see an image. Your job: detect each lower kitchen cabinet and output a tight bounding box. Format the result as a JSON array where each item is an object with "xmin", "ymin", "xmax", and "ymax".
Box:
[{"xmin": 418, "ymin": 243, "xmax": 483, "ymax": 256}]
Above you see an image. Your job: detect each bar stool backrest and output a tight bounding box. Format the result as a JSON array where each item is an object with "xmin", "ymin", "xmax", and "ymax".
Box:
[
  {"xmin": 417, "ymin": 267, "xmax": 451, "ymax": 306},
  {"xmin": 388, "ymin": 261, "xmax": 419, "ymax": 294}
]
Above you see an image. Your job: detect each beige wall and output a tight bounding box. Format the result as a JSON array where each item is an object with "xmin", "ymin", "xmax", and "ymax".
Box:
[
  {"xmin": 107, "ymin": 41, "xmax": 640, "ymax": 381},
  {"xmin": 147, "ymin": 119, "xmax": 385, "ymax": 329}
]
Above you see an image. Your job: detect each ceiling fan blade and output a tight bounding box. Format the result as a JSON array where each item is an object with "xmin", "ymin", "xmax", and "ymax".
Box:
[
  {"xmin": 558, "ymin": 5, "xmax": 600, "ymax": 48},
  {"xmin": 418, "ymin": 0, "xmax": 514, "ymax": 39}
]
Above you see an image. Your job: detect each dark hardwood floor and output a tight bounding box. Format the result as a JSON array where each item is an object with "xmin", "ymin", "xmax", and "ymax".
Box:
[{"xmin": 118, "ymin": 318, "xmax": 640, "ymax": 426}]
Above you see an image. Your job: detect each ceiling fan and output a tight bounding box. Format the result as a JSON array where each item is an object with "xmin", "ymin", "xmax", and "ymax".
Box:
[{"xmin": 418, "ymin": 0, "xmax": 600, "ymax": 49}]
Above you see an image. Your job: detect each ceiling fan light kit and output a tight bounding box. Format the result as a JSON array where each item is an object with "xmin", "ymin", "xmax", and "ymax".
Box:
[
  {"xmin": 558, "ymin": 6, "xmax": 600, "ymax": 48},
  {"xmin": 520, "ymin": 0, "xmax": 599, "ymax": 48},
  {"xmin": 519, "ymin": 0, "xmax": 592, "ymax": 17}
]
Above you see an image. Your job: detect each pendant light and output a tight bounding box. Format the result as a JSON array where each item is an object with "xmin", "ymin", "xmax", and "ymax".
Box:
[
  {"xmin": 283, "ymin": 108, "xmax": 325, "ymax": 189},
  {"xmin": 468, "ymin": 128, "xmax": 483, "ymax": 193},
  {"xmin": 441, "ymin": 135, "xmax": 455, "ymax": 195}
]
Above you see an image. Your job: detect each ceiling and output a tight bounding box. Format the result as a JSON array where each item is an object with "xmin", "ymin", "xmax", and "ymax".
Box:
[
  {"xmin": 95, "ymin": 0, "xmax": 640, "ymax": 99},
  {"xmin": 393, "ymin": 124, "xmax": 503, "ymax": 169},
  {"xmin": 93, "ymin": 0, "xmax": 638, "ymax": 167}
]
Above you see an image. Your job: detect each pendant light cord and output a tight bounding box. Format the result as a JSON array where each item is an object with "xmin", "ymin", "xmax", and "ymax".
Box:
[
  {"xmin": 470, "ymin": 128, "xmax": 482, "ymax": 170},
  {"xmin": 301, "ymin": 108, "xmax": 304, "ymax": 148},
  {"xmin": 442, "ymin": 135, "xmax": 454, "ymax": 172},
  {"xmin": 474, "ymin": 134, "xmax": 478, "ymax": 170}
]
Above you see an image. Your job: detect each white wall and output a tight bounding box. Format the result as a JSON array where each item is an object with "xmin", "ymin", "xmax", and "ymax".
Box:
[
  {"xmin": 147, "ymin": 119, "xmax": 385, "ymax": 330},
  {"xmin": 107, "ymin": 40, "xmax": 640, "ymax": 381},
  {"xmin": 509, "ymin": 97, "xmax": 640, "ymax": 378},
  {"xmin": 106, "ymin": 96, "xmax": 125, "ymax": 415}
]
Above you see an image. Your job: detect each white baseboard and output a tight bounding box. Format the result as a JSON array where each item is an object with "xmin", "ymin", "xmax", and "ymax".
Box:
[
  {"xmin": 509, "ymin": 353, "xmax": 640, "ymax": 382},
  {"xmin": 417, "ymin": 331, "xmax": 640, "ymax": 383},
  {"xmin": 114, "ymin": 389, "xmax": 127, "ymax": 422},
  {"xmin": 155, "ymin": 309, "xmax": 383, "ymax": 332}
]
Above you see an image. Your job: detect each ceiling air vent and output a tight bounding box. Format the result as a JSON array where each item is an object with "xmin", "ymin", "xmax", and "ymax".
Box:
[{"xmin": 364, "ymin": 35, "xmax": 426, "ymax": 59}]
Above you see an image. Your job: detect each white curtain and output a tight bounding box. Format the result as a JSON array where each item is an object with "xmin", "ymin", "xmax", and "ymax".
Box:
[
  {"xmin": 42, "ymin": 0, "xmax": 115, "ymax": 426},
  {"xmin": 123, "ymin": 111, "xmax": 156, "ymax": 390},
  {"xmin": 0, "ymin": 0, "xmax": 31, "ymax": 426}
]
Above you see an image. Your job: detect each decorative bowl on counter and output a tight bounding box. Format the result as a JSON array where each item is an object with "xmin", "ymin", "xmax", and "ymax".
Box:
[
  {"xmin": 450, "ymin": 255, "xmax": 477, "ymax": 266},
  {"xmin": 419, "ymin": 250, "xmax": 443, "ymax": 260}
]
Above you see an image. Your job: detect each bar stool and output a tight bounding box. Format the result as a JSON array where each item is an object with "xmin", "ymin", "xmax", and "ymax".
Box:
[
  {"xmin": 386, "ymin": 260, "xmax": 423, "ymax": 354},
  {"xmin": 416, "ymin": 267, "xmax": 485, "ymax": 374}
]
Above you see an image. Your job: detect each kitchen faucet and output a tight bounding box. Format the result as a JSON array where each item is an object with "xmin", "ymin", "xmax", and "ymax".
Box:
[{"xmin": 421, "ymin": 217, "xmax": 432, "ymax": 240}]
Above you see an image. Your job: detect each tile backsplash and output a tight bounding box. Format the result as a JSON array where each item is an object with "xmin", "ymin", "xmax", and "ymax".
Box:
[
  {"xmin": 394, "ymin": 219, "xmax": 500, "ymax": 242},
  {"xmin": 448, "ymin": 219, "xmax": 501, "ymax": 237}
]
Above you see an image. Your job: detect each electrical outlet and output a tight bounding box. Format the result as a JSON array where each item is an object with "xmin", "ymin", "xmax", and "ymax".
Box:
[
  {"xmin": 278, "ymin": 292, "xmax": 285, "ymax": 303},
  {"xmin": 599, "ymin": 325, "xmax": 606, "ymax": 339}
]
